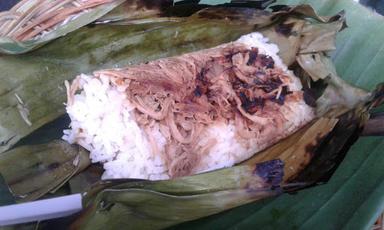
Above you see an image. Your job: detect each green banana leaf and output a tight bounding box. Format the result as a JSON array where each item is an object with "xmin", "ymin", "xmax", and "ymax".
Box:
[
  {"xmin": 170, "ymin": 0, "xmax": 384, "ymax": 229},
  {"xmin": 71, "ymin": 160, "xmax": 284, "ymax": 230}
]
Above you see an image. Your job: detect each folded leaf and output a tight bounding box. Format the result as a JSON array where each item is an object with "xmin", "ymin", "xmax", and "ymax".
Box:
[
  {"xmin": 0, "ymin": 140, "xmax": 90, "ymax": 202},
  {"xmin": 72, "ymin": 160, "xmax": 284, "ymax": 230},
  {"xmin": 297, "ymin": 52, "xmax": 370, "ymax": 116},
  {"xmin": 95, "ymin": 0, "xmax": 174, "ymax": 24}
]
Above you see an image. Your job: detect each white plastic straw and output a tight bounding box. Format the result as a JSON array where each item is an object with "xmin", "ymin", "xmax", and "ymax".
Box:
[{"xmin": 0, "ymin": 193, "xmax": 83, "ymax": 226}]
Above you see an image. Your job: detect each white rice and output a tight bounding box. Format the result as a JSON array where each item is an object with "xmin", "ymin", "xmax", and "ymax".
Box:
[
  {"xmin": 63, "ymin": 74, "xmax": 168, "ymax": 180},
  {"xmin": 63, "ymin": 32, "xmax": 314, "ymax": 180}
]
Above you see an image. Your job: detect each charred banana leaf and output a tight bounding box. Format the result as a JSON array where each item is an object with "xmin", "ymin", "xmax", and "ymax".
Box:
[
  {"xmin": 71, "ymin": 160, "xmax": 284, "ymax": 230},
  {"xmin": 242, "ymin": 116, "xmax": 339, "ymax": 182},
  {"xmin": 241, "ymin": 86, "xmax": 383, "ymax": 186},
  {"xmin": 293, "ymin": 84, "xmax": 384, "ymax": 183}
]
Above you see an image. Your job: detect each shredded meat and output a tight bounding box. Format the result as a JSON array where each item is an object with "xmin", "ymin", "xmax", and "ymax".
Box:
[{"xmin": 90, "ymin": 43, "xmax": 305, "ymax": 178}]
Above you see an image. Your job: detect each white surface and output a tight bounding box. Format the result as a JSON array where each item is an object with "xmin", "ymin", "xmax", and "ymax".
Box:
[{"xmin": 0, "ymin": 194, "xmax": 82, "ymax": 226}]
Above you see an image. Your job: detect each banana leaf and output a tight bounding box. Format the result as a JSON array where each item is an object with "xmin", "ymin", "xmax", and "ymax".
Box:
[
  {"xmin": 0, "ymin": 0, "xmax": 126, "ymax": 54},
  {"xmin": 71, "ymin": 159, "xmax": 284, "ymax": 230},
  {"xmin": 0, "ymin": 140, "xmax": 90, "ymax": 202},
  {"xmin": 242, "ymin": 117, "xmax": 339, "ymax": 182},
  {"xmin": 100, "ymin": 0, "xmax": 273, "ymax": 23},
  {"xmin": 95, "ymin": 0, "xmax": 175, "ymax": 24},
  {"xmin": 169, "ymin": 1, "xmax": 384, "ymax": 229},
  {"xmin": 69, "ymin": 164, "xmax": 104, "ymax": 194}
]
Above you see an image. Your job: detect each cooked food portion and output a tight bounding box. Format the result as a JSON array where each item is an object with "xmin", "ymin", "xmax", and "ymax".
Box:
[{"xmin": 63, "ymin": 32, "xmax": 315, "ymax": 180}]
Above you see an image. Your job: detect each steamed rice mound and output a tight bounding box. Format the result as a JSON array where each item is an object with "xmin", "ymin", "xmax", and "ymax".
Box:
[{"xmin": 63, "ymin": 32, "xmax": 315, "ymax": 180}]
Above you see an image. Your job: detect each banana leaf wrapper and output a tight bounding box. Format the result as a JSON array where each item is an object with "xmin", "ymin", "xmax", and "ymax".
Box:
[
  {"xmin": 0, "ymin": 3, "xmax": 375, "ymax": 200},
  {"xmin": 70, "ymin": 159, "xmax": 284, "ymax": 230},
  {"xmin": 0, "ymin": 0, "xmax": 127, "ymax": 54},
  {"xmin": 0, "ymin": 2, "xmax": 380, "ymax": 226},
  {"xmin": 68, "ymin": 5, "xmax": 383, "ymax": 229},
  {"xmin": 0, "ymin": 4, "xmax": 348, "ymax": 154},
  {"xmin": 0, "ymin": 4, "xmax": 349, "ymax": 200}
]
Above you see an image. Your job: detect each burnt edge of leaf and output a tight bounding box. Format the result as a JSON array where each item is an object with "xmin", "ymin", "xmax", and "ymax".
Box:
[
  {"xmin": 370, "ymin": 83, "xmax": 384, "ymax": 108},
  {"xmin": 303, "ymin": 88, "xmax": 317, "ymax": 107},
  {"xmin": 254, "ymin": 159, "xmax": 284, "ymax": 187},
  {"xmin": 196, "ymin": 7, "xmax": 263, "ymax": 21},
  {"xmin": 269, "ymin": 4, "xmax": 290, "ymax": 12},
  {"xmin": 169, "ymin": 0, "xmax": 273, "ymax": 18},
  {"xmin": 292, "ymin": 112, "xmax": 363, "ymax": 184},
  {"xmin": 275, "ymin": 22, "xmax": 295, "ymax": 36},
  {"xmin": 304, "ymin": 134, "xmax": 329, "ymax": 159}
]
